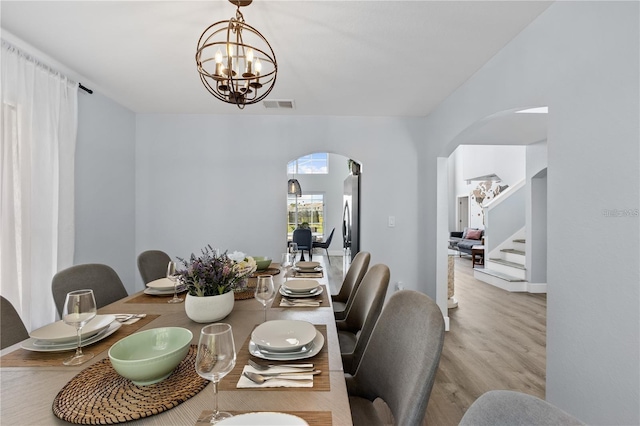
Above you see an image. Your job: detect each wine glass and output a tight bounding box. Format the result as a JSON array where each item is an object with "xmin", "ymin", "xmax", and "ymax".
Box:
[
  {"xmin": 280, "ymin": 253, "xmax": 292, "ymax": 281},
  {"xmin": 62, "ymin": 289, "xmax": 97, "ymax": 366},
  {"xmin": 254, "ymin": 275, "xmax": 276, "ymax": 323},
  {"xmin": 167, "ymin": 261, "xmax": 183, "ymax": 304},
  {"xmin": 196, "ymin": 323, "xmax": 236, "ymax": 424},
  {"xmin": 289, "ymin": 242, "xmax": 298, "ymax": 268}
]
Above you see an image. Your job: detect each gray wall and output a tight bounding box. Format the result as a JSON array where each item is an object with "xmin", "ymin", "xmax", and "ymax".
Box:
[
  {"xmin": 420, "ymin": 2, "xmax": 639, "ymax": 423},
  {"xmin": 75, "ymin": 91, "xmax": 136, "ymax": 292},
  {"xmin": 134, "ymin": 114, "xmax": 422, "ymax": 299}
]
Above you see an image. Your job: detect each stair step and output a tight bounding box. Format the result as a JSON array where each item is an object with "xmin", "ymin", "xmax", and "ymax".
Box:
[
  {"xmin": 474, "ymin": 268, "xmax": 526, "ymax": 282},
  {"xmin": 501, "ymin": 248, "xmax": 525, "ymax": 256},
  {"xmin": 489, "ymin": 258, "xmax": 526, "ymax": 270},
  {"xmin": 513, "ymin": 238, "xmax": 525, "ymax": 244}
]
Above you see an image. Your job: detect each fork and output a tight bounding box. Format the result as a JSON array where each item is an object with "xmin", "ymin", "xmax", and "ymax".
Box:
[
  {"xmin": 115, "ymin": 314, "xmax": 146, "ymax": 322},
  {"xmin": 248, "ymin": 359, "xmax": 313, "ymax": 370}
]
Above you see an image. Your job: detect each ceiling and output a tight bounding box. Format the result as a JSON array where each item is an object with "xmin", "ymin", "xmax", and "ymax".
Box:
[{"xmin": 1, "ymin": 1, "xmax": 552, "ymax": 117}]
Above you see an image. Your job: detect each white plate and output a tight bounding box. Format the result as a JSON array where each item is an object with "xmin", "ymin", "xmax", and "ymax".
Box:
[
  {"xmin": 249, "ymin": 330, "xmax": 324, "ymax": 361},
  {"xmin": 29, "ymin": 314, "xmax": 115, "ymax": 343},
  {"xmin": 282, "ymin": 280, "xmax": 319, "ymax": 293},
  {"xmin": 22, "ymin": 321, "xmax": 122, "ymax": 352},
  {"xmin": 146, "ymin": 277, "xmax": 176, "ymax": 290},
  {"xmin": 279, "ymin": 286, "xmax": 323, "ymax": 299},
  {"xmin": 216, "ymin": 412, "xmax": 308, "ymax": 426},
  {"xmin": 144, "ymin": 285, "xmax": 186, "ymax": 296},
  {"xmin": 251, "ymin": 320, "xmax": 316, "ymax": 352}
]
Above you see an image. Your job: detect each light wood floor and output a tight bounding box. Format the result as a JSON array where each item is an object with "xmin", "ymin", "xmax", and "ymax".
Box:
[
  {"xmin": 323, "ymin": 253, "xmax": 547, "ymax": 426},
  {"xmin": 425, "ymin": 256, "xmax": 547, "ymax": 425}
]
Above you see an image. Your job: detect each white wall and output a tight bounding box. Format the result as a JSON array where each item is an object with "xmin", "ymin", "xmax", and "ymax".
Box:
[
  {"xmin": 135, "ymin": 114, "xmax": 422, "ymax": 300},
  {"xmin": 75, "ymin": 91, "xmax": 137, "ymax": 292},
  {"xmin": 421, "ymin": 2, "xmax": 639, "ymax": 424},
  {"xmin": 527, "ymin": 141, "xmax": 548, "ymax": 284}
]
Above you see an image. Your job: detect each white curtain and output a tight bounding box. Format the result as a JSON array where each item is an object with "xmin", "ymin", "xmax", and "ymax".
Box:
[{"xmin": 1, "ymin": 41, "xmax": 78, "ymax": 331}]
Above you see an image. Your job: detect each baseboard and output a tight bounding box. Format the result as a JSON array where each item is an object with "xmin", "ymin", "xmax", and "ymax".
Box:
[
  {"xmin": 444, "ymin": 316, "xmax": 450, "ymax": 331},
  {"xmin": 527, "ymin": 282, "xmax": 547, "ymax": 293}
]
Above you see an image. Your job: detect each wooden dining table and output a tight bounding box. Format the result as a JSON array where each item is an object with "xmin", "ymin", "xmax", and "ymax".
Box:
[{"xmin": 0, "ymin": 261, "xmax": 352, "ymax": 426}]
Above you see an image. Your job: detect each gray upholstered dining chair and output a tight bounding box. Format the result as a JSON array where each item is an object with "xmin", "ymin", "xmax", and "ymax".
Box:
[
  {"xmin": 459, "ymin": 390, "xmax": 585, "ymax": 425},
  {"xmin": 137, "ymin": 249, "xmax": 172, "ymax": 284},
  {"xmin": 337, "ymin": 263, "xmax": 390, "ymax": 375},
  {"xmin": 292, "ymin": 228, "xmax": 313, "ymax": 261},
  {"xmin": 332, "ymin": 251, "xmax": 370, "ymax": 320},
  {"xmin": 346, "ymin": 290, "xmax": 445, "ymax": 426},
  {"xmin": 312, "ymin": 227, "xmax": 335, "ymax": 263},
  {"xmin": 1, "ymin": 296, "xmax": 29, "ymax": 350},
  {"xmin": 51, "ymin": 264, "xmax": 128, "ymax": 317}
]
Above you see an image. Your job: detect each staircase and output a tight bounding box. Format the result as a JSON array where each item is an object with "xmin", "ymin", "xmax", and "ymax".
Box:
[{"xmin": 474, "ymin": 238, "xmax": 528, "ymax": 292}]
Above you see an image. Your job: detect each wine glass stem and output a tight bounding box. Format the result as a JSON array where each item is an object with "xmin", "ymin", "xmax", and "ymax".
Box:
[
  {"xmin": 75, "ymin": 326, "xmax": 83, "ymax": 357},
  {"xmin": 212, "ymin": 381, "xmax": 219, "ymax": 417},
  {"xmin": 173, "ymin": 281, "xmax": 177, "ymax": 299},
  {"xmin": 263, "ymin": 305, "xmax": 267, "ymax": 322}
]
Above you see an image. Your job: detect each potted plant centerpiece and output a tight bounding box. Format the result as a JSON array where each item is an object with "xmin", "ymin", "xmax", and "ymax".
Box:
[{"xmin": 177, "ymin": 245, "xmax": 256, "ymax": 323}]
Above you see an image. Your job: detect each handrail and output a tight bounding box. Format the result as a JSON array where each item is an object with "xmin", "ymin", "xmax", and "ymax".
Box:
[{"xmin": 484, "ymin": 179, "xmax": 526, "ymax": 210}]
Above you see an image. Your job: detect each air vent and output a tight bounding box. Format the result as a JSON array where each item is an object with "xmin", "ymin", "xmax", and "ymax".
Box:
[{"xmin": 263, "ymin": 99, "xmax": 295, "ymax": 109}]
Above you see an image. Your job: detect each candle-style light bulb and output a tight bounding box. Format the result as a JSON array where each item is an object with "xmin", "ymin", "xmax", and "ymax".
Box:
[
  {"xmin": 244, "ymin": 48, "xmax": 254, "ymax": 76},
  {"xmin": 254, "ymin": 58, "xmax": 262, "ymax": 75},
  {"xmin": 214, "ymin": 49, "xmax": 223, "ymax": 76}
]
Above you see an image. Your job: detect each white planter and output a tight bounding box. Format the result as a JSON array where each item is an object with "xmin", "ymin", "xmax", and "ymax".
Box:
[{"xmin": 184, "ymin": 291, "xmax": 235, "ymax": 323}]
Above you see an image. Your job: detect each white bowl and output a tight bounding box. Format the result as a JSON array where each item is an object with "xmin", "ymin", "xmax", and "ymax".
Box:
[
  {"xmin": 251, "ymin": 320, "xmax": 316, "ymax": 352},
  {"xmin": 30, "ymin": 315, "xmax": 115, "ymax": 343},
  {"xmin": 146, "ymin": 277, "xmax": 175, "ymax": 290},
  {"xmin": 295, "ymin": 261, "xmax": 320, "ymax": 271},
  {"xmin": 282, "ymin": 280, "xmax": 319, "ymax": 293},
  {"xmin": 108, "ymin": 327, "xmax": 192, "ymax": 386}
]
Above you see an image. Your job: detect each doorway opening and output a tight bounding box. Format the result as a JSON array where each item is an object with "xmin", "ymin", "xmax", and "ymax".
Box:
[{"xmin": 285, "ymin": 152, "xmax": 361, "ymax": 279}]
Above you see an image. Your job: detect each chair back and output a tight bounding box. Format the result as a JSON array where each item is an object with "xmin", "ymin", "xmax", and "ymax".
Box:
[
  {"xmin": 347, "ymin": 290, "xmax": 445, "ymax": 426},
  {"xmin": 292, "ymin": 228, "xmax": 313, "ymax": 250},
  {"xmin": 1, "ymin": 296, "xmax": 29, "ymax": 350},
  {"xmin": 51, "ymin": 264, "xmax": 128, "ymax": 316},
  {"xmin": 324, "ymin": 228, "xmax": 335, "ymax": 247},
  {"xmin": 334, "ymin": 251, "xmax": 370, "ymax": 304},
  {"xmin": 137, "ymin": 250, "xmax": 171, "ymax": 284},
  {"xmin": 338, "ymin": 263, "xmax": 389, "ymax": 374},
  {"xmin": 459, "ymin": 390, "xmax": 585, "ymax": 425}
]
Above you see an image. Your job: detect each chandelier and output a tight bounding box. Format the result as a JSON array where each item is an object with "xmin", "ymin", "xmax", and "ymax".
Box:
[{"xmin": 196, "ymin": 0, "xmax": 277, "ymax": 109}]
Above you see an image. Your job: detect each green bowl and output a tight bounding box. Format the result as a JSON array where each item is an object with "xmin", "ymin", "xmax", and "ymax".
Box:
[
  {"xmin": 108, "ymin": 327, "xmax": 192, "ymax": 386},
  {"xmin": 252, "ymin": 256, "xmax": 272, "ymax": 271}
]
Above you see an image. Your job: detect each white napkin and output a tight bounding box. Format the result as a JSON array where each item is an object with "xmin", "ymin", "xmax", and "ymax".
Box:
[
  {"xmin": 279, "ymin": 299, "xmax": 321, "ymax": 307},
  {"xmin": 236, "ymin": 365, "xmax": 314, "ymax": 388}
]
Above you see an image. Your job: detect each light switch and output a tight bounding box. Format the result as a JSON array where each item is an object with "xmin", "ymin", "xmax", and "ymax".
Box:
[{"xmin": 388, "ymin": 216, "xmax": 396, "ymax": 227}]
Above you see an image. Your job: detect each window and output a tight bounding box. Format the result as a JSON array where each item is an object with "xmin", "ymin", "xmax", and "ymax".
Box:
[
  {"xmin": 287, "ymin": 193, "xmax": 325, "ymax": 234},
  {"xmin": 287, "ymin": 153, "xmax": 328, "ymax": 174}
]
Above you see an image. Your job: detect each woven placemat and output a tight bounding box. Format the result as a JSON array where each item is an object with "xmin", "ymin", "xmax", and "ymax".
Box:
[
  {"xmin": 272, "ymin": 285, "xmax": 329, "ymax": 308},
  {"xmin": 52, "ymin": 345, "xmax": 208, "ymax": 424},
  {"xmin": 249, "ymin": 267, "xmax": 281, "ymax": 278},
  {"xmin": 220, "ymin": 325, "xmax": 329, "ymax": 392}
]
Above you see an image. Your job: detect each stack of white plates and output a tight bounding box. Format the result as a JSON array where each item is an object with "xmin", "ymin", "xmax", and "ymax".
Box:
[
  {"xmin": 293, "ymin": 261, "xmax": 322, "ymax": 273},
  {"xmin": 144, "ymin": 277, "xmax": 187, "ymax": 296},
  {"xmin": 280, "ymin": 280, "xmax": 323, "ymax": 298},
  {"xmin": 21, "ymin": 314, "xmax": 121, "ymax": 352},
  {"xmin": 248, "ymin": 320, "xmax": 324, "ymax": 361}
]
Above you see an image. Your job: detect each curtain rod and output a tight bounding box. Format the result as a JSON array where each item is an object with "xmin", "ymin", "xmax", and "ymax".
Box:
[{"xmin": 79, "ymin": 83, "xmax": 93, "ymax": 94}]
